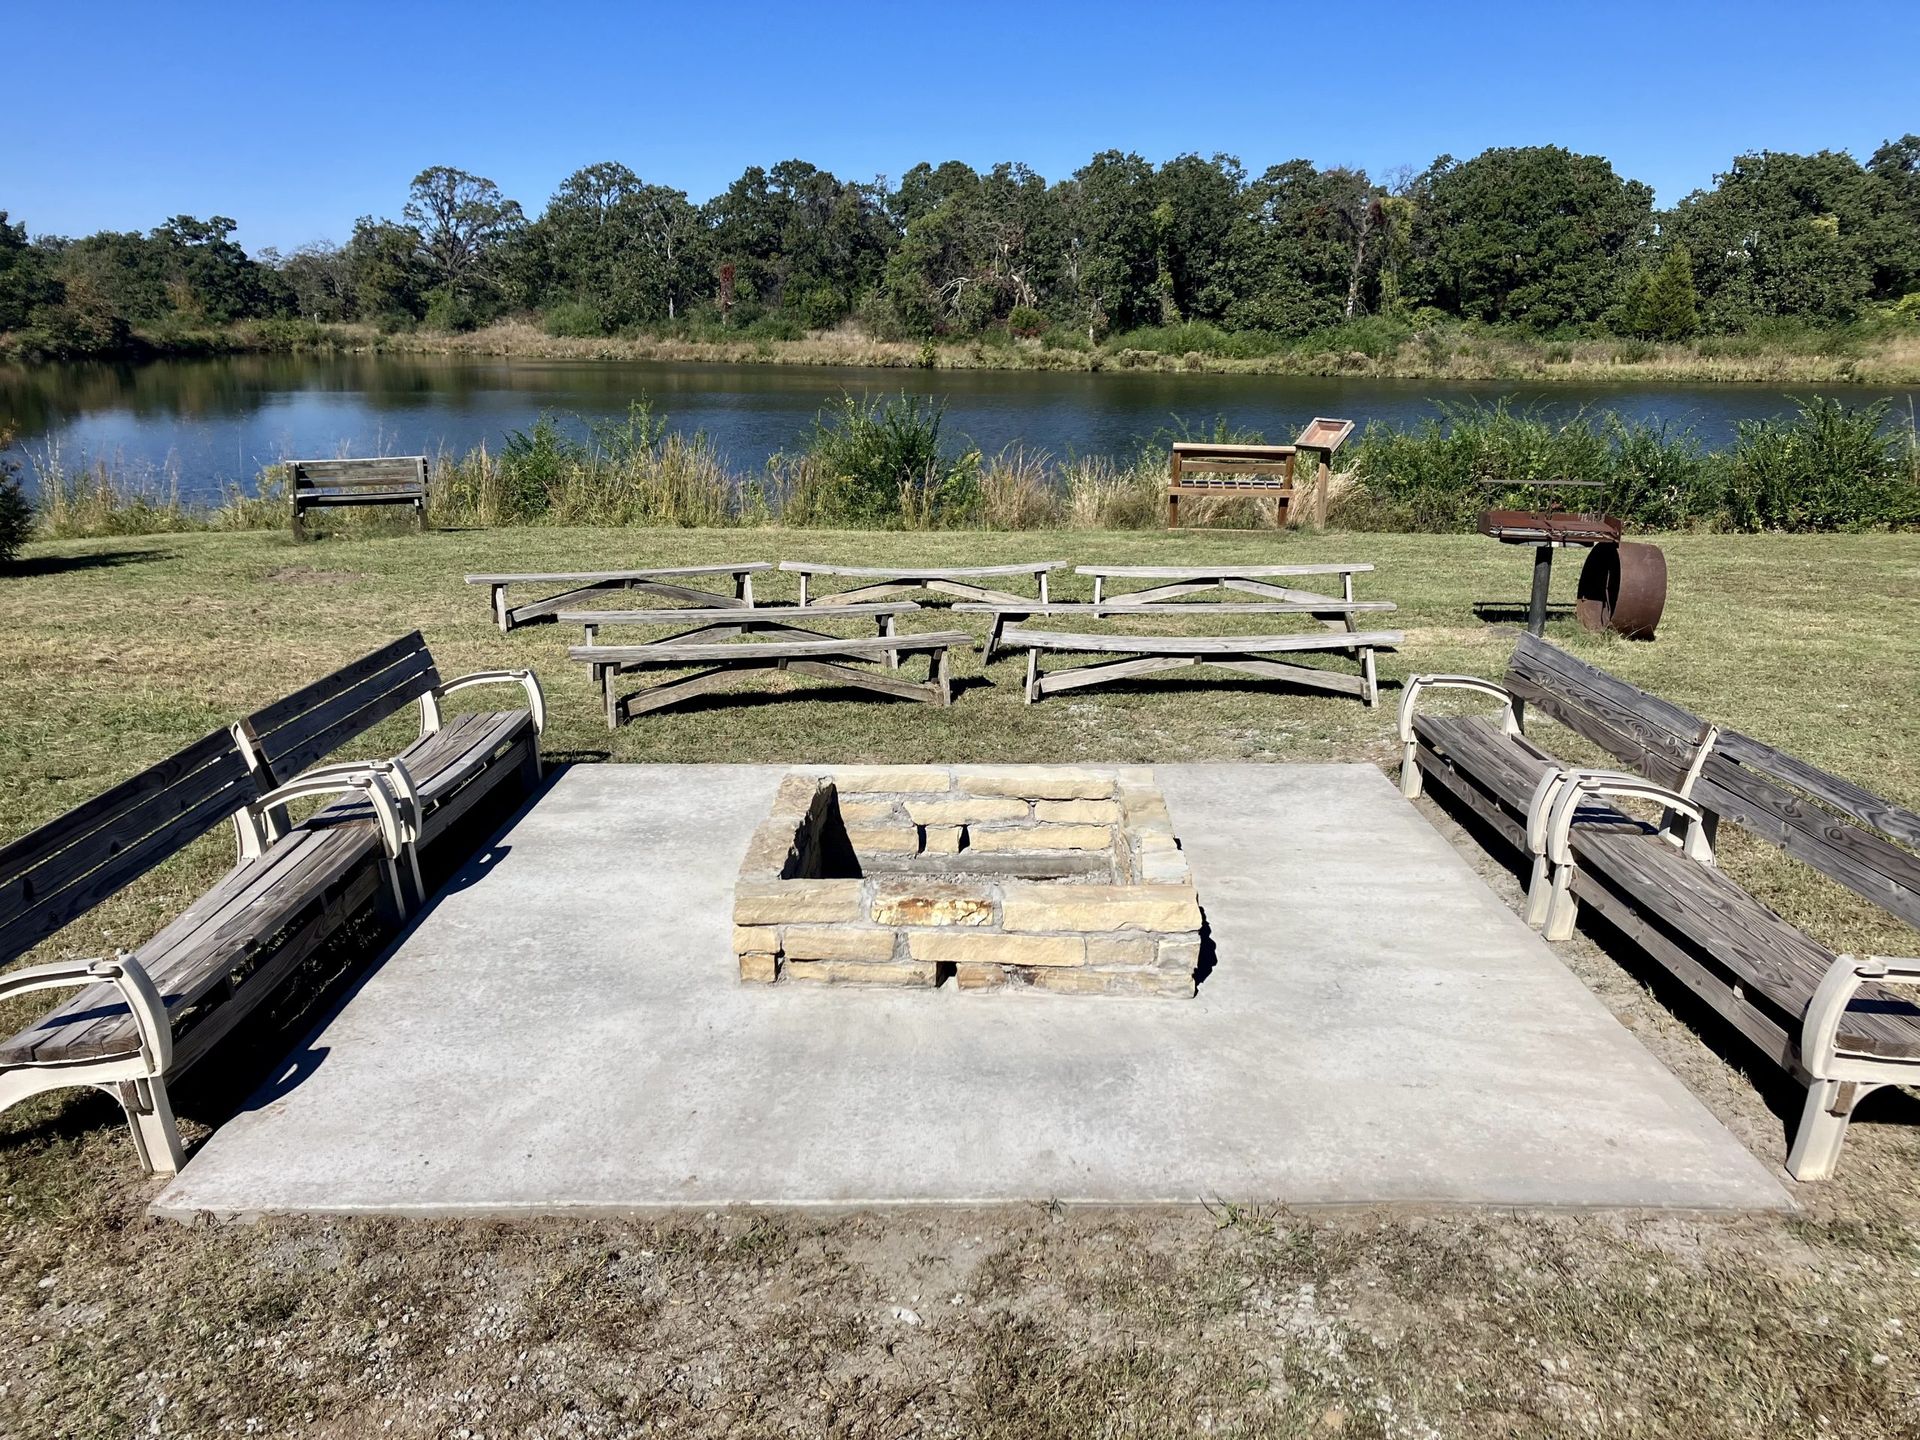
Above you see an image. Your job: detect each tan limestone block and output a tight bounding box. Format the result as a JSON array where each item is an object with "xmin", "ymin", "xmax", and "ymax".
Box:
[
  {"xmin": 956, "ymin": 767, "xmax": 1116, "ymax": 800},
  {"xmin": 1034, "ymin": 798, "xmax": 1120, "ymax": 824},
  {"xmin": 733, "ymin": 878, "xmax": 865, "ymax": 924},
  {"xmin": 780, "ymin": 925, "xmax": 899, "ymax": 961},
  {"xmin": 968, "ymin": 823, "xmax": 1113, "ymax": 852},
  {"xmin": 869, "ymin": 880, "xmax": 995, "ymax": 927},
  {"xmin": 784, "ymin": 958, "xmax": 938, "ymax": 987},
  {"xmin": 1000, "ymin": 883, "xmax": 1201, "ymax": 933},
  {"xmin": 737, "ymin": 952, "xmax": 779, "ymax": 984},
  {"xmin": 908, "ymin": 931, "xmax": 1084, "ymax": 967}
]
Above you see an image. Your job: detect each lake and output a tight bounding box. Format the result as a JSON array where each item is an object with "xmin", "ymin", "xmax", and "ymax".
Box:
[{"xmin": 4, "ymin": 354, "xmax": 1916, "ymax": 502}]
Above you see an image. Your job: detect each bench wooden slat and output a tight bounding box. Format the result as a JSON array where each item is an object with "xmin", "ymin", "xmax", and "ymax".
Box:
[
  {"xmin": 557, "ymin": 603, "xmax": 920, "ymax": 624},
  {"xmin": 0, "ymin": 733, "xmax": 255, "ymax": 964},
  {"xmin": 1569, "ymin": 824, "xmax": 1920, "ymax": 1060},
  {"xmin": 778, "ymin": 561, "xmax": 1064, "ymax": 579},
  {"xmin": 953, "ymin": 601, "xmax": 1397, "ymax": 615},
  {"xmin": 245, "ymin": 636, "xmax": 440, "ymax": 783},
  {"xmin": 1714, "ymin": 729, "xmax": 1920, "ymax": 851},
  {"xmin": 1504, "ymin": 637, "xmax": 1707, "ymax": 788},
  {"xmin": 246, "ymin": 633, "xmax": 431, "ymax": 737},
  {"xmin": 571, "ymin": 632, "xmax": 969, "ymax": 665},
  {"xmin": 1004, "ymin": 628, "xmax": 1401, "ymax": 655},
  {"xmin": 1074, "ymin": 564, "xmax": 1373, "ymax": 579},
  {"xmin": 464, "ymin": 564, "xmax": 772, "ymax": 584}
]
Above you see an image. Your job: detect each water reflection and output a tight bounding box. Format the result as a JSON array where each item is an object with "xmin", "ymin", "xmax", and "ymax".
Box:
[{"xmin": 2, "ymin": 353, "xmax": 1913, "ymax": 501}]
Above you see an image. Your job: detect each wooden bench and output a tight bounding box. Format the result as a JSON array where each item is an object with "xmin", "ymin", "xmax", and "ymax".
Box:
[
  {"xmin": 236, "ymin": 631, "xmax": 546, "ymax": 868},
  {"xmin": 0, "ymin": 732, "xmax": 415, "ymax": 1173},
  {"xmin": 1400, "ymin": 634, "xmax": 1920, "ymax": 1179},
  {"xmin": 466, "ymin": 564, "xmax": 770, "ymax": 632},
  {"xmin": 290, "ymin": 457, "xmax": 429, "ymax": 540},
  {"xmin": 957, "ymin": 598, "xmax": 1400, "ymax": 664},
  {"xmin": 571, "ymin": 631, "xmax": 967, "ymax": 727},
  {"xmin": 1079, "ymin": 562, "xmax": 1375, "ymax": 611},
  {"xmin": 1165, "ymin": 418, "xmax": 1353, "ymax": 530},
  {"xmin": 780, "ymin": 560, "xmax": 1064, "ymax": 610},
  {"xmin": 1005, "ymin": 626, "xmax": 1402, "ymax": 706}
]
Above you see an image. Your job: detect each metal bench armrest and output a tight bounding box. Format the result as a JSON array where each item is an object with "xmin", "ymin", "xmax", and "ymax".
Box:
[
  {"xmin": 0, "ymin": 954, "xmax": 172, "ymax": 1075},
  {"xmin": 1545, "ymin": 774, "xmax": 1713, "ymax": 867},
  {"xmin": 1524, "ymin": 766, "xmax": 1645, "ymax": 855},
  {"xmin": 1803, "ymin": 955, "xmax": 1920, "ymax": 1079},
  {"xmin": 241, "ymin": 767, "xmax": 410, "ymax": 861},
  {"xmin": 1396, "ymin": 674, "xmax": 1520, "ymax": 746},
  {"xmin": 421, "ymin": 669, "xmax": 546, "ymax": 736}
]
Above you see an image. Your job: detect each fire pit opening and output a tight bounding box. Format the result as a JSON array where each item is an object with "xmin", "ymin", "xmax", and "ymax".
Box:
[{"xmin": 732, "ymin": 766, "xmax": 1201, "ymax": 997}]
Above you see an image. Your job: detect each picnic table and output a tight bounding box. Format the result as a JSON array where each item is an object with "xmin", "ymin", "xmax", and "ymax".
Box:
[
  {"xmin": 554, "ymin": 602, "xmax": 920, "ymax": 667},
  {"xmin": 955, "ymin": 598, "xmax": 1399, "ymax": 663},
  {"xmin": 466, "ymin": 564, "xmax": 770, "ymax": 632},
  {"xmin": 780, "ymin": 560, "xmax": 1065, "ymax": 609}
]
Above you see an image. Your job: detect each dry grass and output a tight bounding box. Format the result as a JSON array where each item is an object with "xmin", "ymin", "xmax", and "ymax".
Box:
[{"xmin": 2, "ymin": 527, "xmax": 1919, "ymax": 1437}]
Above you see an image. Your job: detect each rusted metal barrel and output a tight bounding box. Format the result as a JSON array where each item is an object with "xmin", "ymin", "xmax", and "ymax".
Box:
[{"xmin": 1576, "ymin": 542, "xmax": 1667, "ymax": 639}]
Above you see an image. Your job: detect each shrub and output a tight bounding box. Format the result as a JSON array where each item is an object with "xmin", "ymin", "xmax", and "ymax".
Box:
[
  {"xmin": 799, "ymin": 393, "xmax": 979, "ymax": 528},
  {"xmin": 1007, "ymin": 306, "xmax": 1046, "ymax": 339},
  {"xmin": 0, "ymin": 429, "xmax": 31, "ymax": 564},
  {"xmin": 543, "ymin": 300, "xmax": 606, "ymax": 338},
  {"xmin": 1721, "ymin": 397, "xmax": 1920, "ymax": 531}
]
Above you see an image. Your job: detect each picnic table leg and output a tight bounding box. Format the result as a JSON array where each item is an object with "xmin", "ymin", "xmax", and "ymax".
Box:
[
  {"xmin": 1039, "ymin": 570, "xmax": 1050, "ymax": 604},
  {"xmin": 603, "ymin": 666, "xmax": 621, "ymax": 730},
  {"xmin": 491, "ymin": 583, "xmax": 511, "ymax": 632},
  {"xmin": 1361, "ymin": 645, "xmax": 1380, "ymax": 708},
  {"xmin": 737, "ymin": 570, "xmax": 755, "ymax": 607},
  {"xmin": 931, "ymin": 646, "xmax": 953, "ymax": 705},
  {"xmin": 1091, "ymin": 576, "xmax": 1105, "ymax": 606},
  {"xmin": 1024, "ymin": 648, "xmax": 1040, "ymax": 704},
  {"xmin": 1529, "ymin": 544, "xmax": 1554, "ymax": 637},
  {"xmin": 982, "ymin": 612, "xmax": 1005, "ymax": 664},
  {"xmin": 797, "ymin": 574, "xmax": 810, "ymax": 608},
  {"xmin": 879, "ymin": 614, "xmax": 900, "ymax": 669}
]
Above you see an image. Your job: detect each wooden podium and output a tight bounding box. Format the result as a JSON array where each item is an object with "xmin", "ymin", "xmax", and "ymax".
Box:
[{"xmin": 1165, "ymin": 417, "xmax": 1354, "ymax": 530}]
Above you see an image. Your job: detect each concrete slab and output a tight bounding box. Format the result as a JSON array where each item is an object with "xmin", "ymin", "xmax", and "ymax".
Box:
[{"xmin": 154, "ymin": 764, "xmax": 1790, "ymax": 1217}]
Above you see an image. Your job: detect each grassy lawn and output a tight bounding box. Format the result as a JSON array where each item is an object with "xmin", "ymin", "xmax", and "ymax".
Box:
[{"xmin": 2, "ymin": 525, "xmax": 1919, "ymax": 1437}]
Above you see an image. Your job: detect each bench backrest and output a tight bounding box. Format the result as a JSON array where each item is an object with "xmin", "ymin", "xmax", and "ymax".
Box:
[
  {"xmin": 1502, "ymin": 633, "xmax": 1711, "ymax": 789},
  {"xmin": 290, "ymin": 457, "xmax": 428, "ymax": 495},
  {"xmin": 0, "ymin": 730, "xmax": 257, "ymax": 964},
  {"xmin": 240, "ymin": 632, "xmax": 442, "ymax": 785},
  {"xmin": 1692, "ymin": 729, "xmax": 1920, "ymax": 932}
]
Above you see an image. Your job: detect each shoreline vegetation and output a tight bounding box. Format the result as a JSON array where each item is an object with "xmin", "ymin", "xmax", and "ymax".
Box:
[
  {"xmin": 10, "ymin": 393, "xmax": 1918, "ymax": 546},
  {"xmin": 13, "ymin": 314, "xmax": 1920, "ymax": 385}
]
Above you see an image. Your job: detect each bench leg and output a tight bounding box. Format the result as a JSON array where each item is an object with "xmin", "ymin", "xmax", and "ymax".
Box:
[
  {"xmin": 120, "ymin": 1076, "xmax": 185, "ymax": 1176},
  {"xmin": 931, "ymin": 647, "xmax": 952, "ymax": 705},
  {"xmin": 1399, "ymin": 743, "xmax": 1424, "ymax": 800},
  {"xmin": 415, "ymin": 499, "xmax": 429, "ymax": 532},
  {"xmin": 1787, "ymin": 1079, "xmax": 1870, "ymax": 1182},
  {"xmin": 1523, "ymin": 853, "xmax": 1554, "ymax": 928},
  {"xmin": 1543, "ymin": 863, "xmax": 1579, "ymax": 941},
  {"xmin": 1361, "ymin": 647, "xmax": 1379, "ymax": 708},
  {"xmin": 290, "ymin": 504, "xmax": 307, "ymax": 542},
  {"xmin": 1024, "ymin": 649, "xmax": 1040, "ymax": 704},
  {"xmin": 982, "ymin": 612, "xmax": 1005, "ymax": 664}
]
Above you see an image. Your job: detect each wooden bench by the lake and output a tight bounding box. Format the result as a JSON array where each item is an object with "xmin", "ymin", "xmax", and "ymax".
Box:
[
  {"xmin": 290, "ymin": 457, "xmax": 430, "ymax": 540},
  {"xmin": 466, "ymin": 564, "xmax": 770, "ymax": 632},
  {"xmin": 572, "ymin": 628, "xmax": 967, "ymax": 728},
  {"xmin": 781, "ymin": 560, "xmax": 1064, "ymax": 611},
  {"xmin": 1400, "ymin": 633, "xmax": 1920, "ymax": 1179},
  {"xmin": 1165, "ymin": 417, "xmax": 1354, "ymax": 530},
  {"xmin": 0, "ymin": 733, "xmax": 417, "ymax": 1174}
]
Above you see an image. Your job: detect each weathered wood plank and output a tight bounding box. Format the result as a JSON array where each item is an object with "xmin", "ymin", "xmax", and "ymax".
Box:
[
  {"xmin": 465, "ymin": 564, "xmax": 772, "ymax": 584},
  {"xmin": 556, "ymin": 602, "xmax": 921, "ymax": 624},
  {"xmin": 1003, "ymin": 628, "xmax": 1401, "ymax": 655},
  {"xmin": 952, "ymin": 601, "xmax": 1396, "ymax": 615},
  {"xmin": 572, "ymin": 632, "xmax": 967, "ymax": 665},
  {"xmin": 778, "ymin": 561, "xmax": 1065, "ymax": 579},
  {"xmin": 1074, "ymin": 563, "xmax": 1373, "ymax": 579},
  {"xmin": 1714, "ymin": 728, "xmax": 1920, "ymax": 851}
]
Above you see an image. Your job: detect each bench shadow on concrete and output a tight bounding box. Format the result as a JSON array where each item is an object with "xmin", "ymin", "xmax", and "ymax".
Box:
[
  {"xmin": 1416, "ymin": 775, "xmax": 1920, "ymax": 1164},
  {"xmin": 159, "ymin": 764, "xmax": 563, "ymax": 1136}
]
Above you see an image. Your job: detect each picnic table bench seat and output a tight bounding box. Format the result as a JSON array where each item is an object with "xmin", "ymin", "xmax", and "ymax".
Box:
[
  {"xmin": 780, "ymin": 560, "xmax": 1064, "ymax": 609},
  {"xmin": 1400, "ymin": 632, "xmax": 1920, "ymax": 1179},
  {"xmin": 466, "ymin": 564, "xmax": 770, "ymax": 632},
  {"xmin": 572, "ymin": 630, "xmax": 967, "ymax": 727},
  {"xmin": 0, "ymin": 730, "xmax": 416, "ymax": 1174},
  {"xmin": 291, "ymin": 457, "xmax": 429, "ymax": 540},
  {"xmin": 556, "ymin": 601, "xmax": 919, "ymax": 652},
  {"xmin": 1005, "ymin": 626, "xmax": 1402, "ymax": 706},
  {"xmin": 955, "ymin": 598, "xmax": 1400, "ymax": 663}
]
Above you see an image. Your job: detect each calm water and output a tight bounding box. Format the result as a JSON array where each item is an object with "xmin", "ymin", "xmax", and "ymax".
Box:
[{"xmin": 4, "ymin": 354, "xmax": 1916, "ymax": 502}]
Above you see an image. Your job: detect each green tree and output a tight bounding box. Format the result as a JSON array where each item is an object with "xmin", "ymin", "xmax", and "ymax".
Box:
[
  {"xmin": 1407, "ymin": 146, "xmax": 1653, "ymax": 329},
  {"xmin": 1225, "ymin": 161, "xmax": 1380, "ymax": 334},
  {"xmin": 1617, "ymin": 244, "xmax": 1700, "ymax": 339},
  {"xmin": 276, "ymin": 241, "xmax": 354, "ymax": 321},
  {"xmin": 1866, "ymin": 134, "xmax": 1920, "ymax": 300},
  {"xmin": 403, "ymin": 166, "xmax": 526, "ymax": 313},
  {"xmin": 0, "ymin": 213, "xmax": 60, "ymax": 331},
  {"xmin": 1054, "ymin": 151, "xmax": 1159, "ymax": 340},
  {"xmin": 1151, "ymin": 154, "xmax": 1245, "ymax": 323},
  {"xmin": 154, "ymin": 215, "xmax": 276, "ymax": 322},
  {"xmin": 345, "ymin": 216, "xmax": 429, "ymax": 321},
  {"xmin": 1664, "ymin": 149, "xmax": 1888, "ymax": 328}
]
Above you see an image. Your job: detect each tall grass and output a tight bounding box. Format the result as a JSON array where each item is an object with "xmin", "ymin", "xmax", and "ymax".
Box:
[
  {"xmin": 10, "ymin": 395, "xmax": 1916, "ymax": 543},
  {"xmin": 1342, "ymin": 397, "xmax": 1920, "ymax": 532}
]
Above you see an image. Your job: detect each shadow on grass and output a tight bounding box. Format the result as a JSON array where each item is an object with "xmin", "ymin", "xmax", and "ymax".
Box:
[{"xmin": 6, "ymin": 547, "xmax": 168, "ymax": 578}]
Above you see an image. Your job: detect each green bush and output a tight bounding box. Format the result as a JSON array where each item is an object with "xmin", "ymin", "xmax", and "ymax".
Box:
[
  {"xmin": 0, "ymin": 434, "xmax": 31, "ymax": 564},
  {"xmin": 1721, "ymin": 397, "xmax": 1920, "ymax": 531},
  {"xmin": 1007, "ymin": 306, "xmax": 1046, "ymax": 339},
  {"xmin": 798, "ymin": 393, "xmax": 980, "ymax": 528},
  {"xmin": 543, "ymin": 300, "xmax": 606, "ymax": 338}
]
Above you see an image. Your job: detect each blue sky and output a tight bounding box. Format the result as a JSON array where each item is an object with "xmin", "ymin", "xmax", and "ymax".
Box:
[{"xmin": 7, "ymin": 0, "xmax": 1917, "ymax": 252}]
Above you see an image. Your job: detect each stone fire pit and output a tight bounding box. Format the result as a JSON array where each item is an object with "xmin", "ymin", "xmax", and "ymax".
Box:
[{"xmin": 732, "ymin": 766, "xmax": 1201, "ymax": 996}]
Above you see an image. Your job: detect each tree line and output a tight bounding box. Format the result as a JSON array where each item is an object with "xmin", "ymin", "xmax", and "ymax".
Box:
[{"xmin": 3, "ymin": 139, "xmax": 1918, "ymax": 358}]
